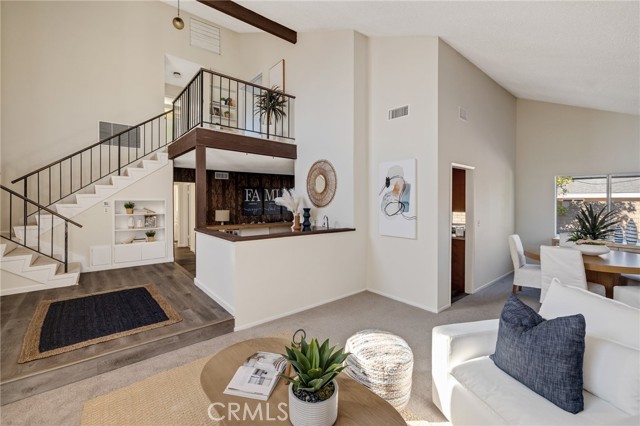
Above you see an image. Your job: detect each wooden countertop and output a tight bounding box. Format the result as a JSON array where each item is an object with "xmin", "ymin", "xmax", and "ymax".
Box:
[
  {"xmin": 196, "ymin": 226, "xmax": 356, "ymax": 242},
  {"xmin": 206, "ymin": 222, "xmax": 293, "ymax": 231}
]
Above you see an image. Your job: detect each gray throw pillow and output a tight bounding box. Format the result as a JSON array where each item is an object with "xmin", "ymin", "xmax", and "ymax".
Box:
[{"xmin": 490, "ymin": 294, "xmax": 586, "ymax": 413}]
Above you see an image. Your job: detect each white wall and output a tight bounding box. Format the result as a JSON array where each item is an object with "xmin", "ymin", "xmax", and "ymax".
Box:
[
  {"xmin": 366, "ymin": 37, "xmax": 440, "ymax": 312},
  {"xmin": 196, "ymin": 231, "xmax": 366, "ymax": 330},
  {"xmin": 235, "ymin": 31, "xmax": 362, "ymax": 230},
  {"xmin": 516, "ymin": 99, "xmax": 640, "ymax": 250},
  {"xmin": 437, "ymin": 40, "xmax": 517, "ymax": 308},
  {"xmin": 1, "ymin": 1, "xmax": 241, "ymax": 189}
]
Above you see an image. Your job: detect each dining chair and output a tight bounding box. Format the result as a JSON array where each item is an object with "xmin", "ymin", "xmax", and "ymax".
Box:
[
  {"xmin": 540, "ymin": 245, "xmax": 606, "ymax": 302},
  {"xmin": 508, "ymin": 234, "xmax": 541, "ymax": 294},
  {"xmin": 615, "ymin": 274, "xmax": 640, "ymax": 308}
]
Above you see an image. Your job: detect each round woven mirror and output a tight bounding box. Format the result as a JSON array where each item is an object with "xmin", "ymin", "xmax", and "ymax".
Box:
[{"xmin": 306, "ymin": 160, "xmax": 337, "ymax": 207}]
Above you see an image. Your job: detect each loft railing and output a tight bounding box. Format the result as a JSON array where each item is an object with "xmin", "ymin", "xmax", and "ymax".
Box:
[
  {"xmin": 1, "ymin": 185, "xmax": 82, "ymax": 273},
  {"xmin": 11, "ymin": 111, "xmax": 173, "ymax": 211},
  {"xmin": 173, "ymin": 69, "xmax": 296, "ymax": 142}
]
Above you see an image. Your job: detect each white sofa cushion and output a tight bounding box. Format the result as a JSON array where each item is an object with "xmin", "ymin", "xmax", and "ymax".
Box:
[
  {"xmin": 539, "ymin": 281, "xmax": 640, "ymax": 349},
  {"xmin": 451, "ymin": 356, "xmax": 631, "ymax": 426},
  {"xmin": 584, "ymin": 335, "xmax": 640, "ymax": 415}
]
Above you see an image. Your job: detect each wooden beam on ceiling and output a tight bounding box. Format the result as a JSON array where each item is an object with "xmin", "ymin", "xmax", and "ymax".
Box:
[{"xmin": 197, "ymin": 0, "xmax": 297, "ymax": 44}]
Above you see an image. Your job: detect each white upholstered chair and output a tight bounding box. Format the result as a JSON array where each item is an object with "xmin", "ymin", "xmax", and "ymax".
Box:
[
  {"xmin": 508, "ymin": 234, "xmax": 541, "ymax": 294},
  {"xmin": 614, "ymin": 274, "xmax": 640, "ymax": 308},
  {"xmin": 539, "ymin": 245, "xmax": 606, "ymax": 302}
]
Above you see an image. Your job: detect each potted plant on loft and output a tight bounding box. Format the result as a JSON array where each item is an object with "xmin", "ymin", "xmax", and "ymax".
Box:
[
  {"xmin": 124, "ymin": 201, "xmax": 135, "ymax": 214},
  {"xmin": 281, "ymin": 336, "xmax": 350, "ymax": 426},
  {"xmin": 567, "ymin": 204, "xmax": 618, "ymax": 255},
  {"xmin": 145, "ymin": 230, "xmax": 156, "ymax": 242},
  {"xmin": 254, "ymin": 85, "xmax": 287, "ymax": 139}
]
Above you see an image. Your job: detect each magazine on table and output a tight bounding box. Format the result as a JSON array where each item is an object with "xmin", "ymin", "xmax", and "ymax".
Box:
[{"xmin": 223, "ymin": 351, "xmax": 288, "ymax": 401}]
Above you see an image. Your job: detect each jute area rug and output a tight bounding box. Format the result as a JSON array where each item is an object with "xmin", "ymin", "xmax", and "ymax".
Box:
[
  {"xmin": 19, "ymin": 284, "xmax": 181, "ymax": 363},
  {"xmin": 80, "ymin": 356, "xmax": 447, "ymax": 426}
]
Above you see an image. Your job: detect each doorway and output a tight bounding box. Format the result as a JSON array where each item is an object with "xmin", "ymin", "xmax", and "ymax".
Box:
[
  {"xmin": 174, "ymin": 182, "xmax": 196, "ymax": 277},
  {"xmin": 450, "ymin": 164, "xmax": 475, "ymax": 304}
]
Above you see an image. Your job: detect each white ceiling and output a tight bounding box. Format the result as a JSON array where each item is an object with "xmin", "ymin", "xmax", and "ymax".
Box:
[
  {"xmin": 173, "ymin": 148, "xmax": 295, "ymax": 175},
  {"xmin": 168, "ymin": 0, "xmax": 639, "ymax": 115}
]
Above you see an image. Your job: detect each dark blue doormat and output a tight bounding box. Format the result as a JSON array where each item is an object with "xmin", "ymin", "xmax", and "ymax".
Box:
[{"xmin": 18, "ymin": 284, "xmax": 181, "ymax": 363}]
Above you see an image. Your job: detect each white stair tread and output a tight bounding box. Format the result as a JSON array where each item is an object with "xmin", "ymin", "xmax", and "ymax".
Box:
[{"xmin": 3, "ymin": 247, "xmax": 34, "ymax": 259}]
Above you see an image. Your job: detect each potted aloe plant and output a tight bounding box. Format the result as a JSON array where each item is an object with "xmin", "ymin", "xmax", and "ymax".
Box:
[
  {"xmin": 254, "ymin": 85, "xmax": 287, "ymax": 139},
  {"xmin": 281, "ymin": 337, "xmax": 349, "ymax": 426},
  {"xmin": 567, "ymin": 204, "xmax": 618, "ymax": 242}
]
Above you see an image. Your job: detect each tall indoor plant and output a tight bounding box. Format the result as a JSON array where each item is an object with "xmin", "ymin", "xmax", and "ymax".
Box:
[
  {"xmin": 281, "ymin": 336, "xmax": 349, "ymax": 426},
  {"xmin": 254, "ymin": 85, "xmax": 287, "ymax": 139}
]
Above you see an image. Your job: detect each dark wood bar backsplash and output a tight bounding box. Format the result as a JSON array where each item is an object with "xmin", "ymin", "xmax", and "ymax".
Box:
[{"xmin": 174, "ymin": 168, "xmax": 295, "ymax": 225}]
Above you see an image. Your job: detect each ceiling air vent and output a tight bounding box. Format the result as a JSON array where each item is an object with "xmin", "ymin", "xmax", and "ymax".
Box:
[
  {"xmin": 190, "ymin": 18, "xmax": 221, "ymax": 54},
  {"xmin": 214, "ymin": 172, "xmax": 229, "ymax": 180},
  {"xmin": 388, "ymin": 105, "xmax": 409, "ymax": 120}
]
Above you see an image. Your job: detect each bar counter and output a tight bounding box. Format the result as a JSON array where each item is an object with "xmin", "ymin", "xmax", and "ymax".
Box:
[{"xmin": 196, "ymin": 225, "xmax": 355, "ymax": 242}]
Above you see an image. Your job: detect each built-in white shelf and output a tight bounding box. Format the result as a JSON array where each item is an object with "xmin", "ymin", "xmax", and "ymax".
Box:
[{"xmin": 113, "ymin": 200, "xmax": 167, "ymax": 262}]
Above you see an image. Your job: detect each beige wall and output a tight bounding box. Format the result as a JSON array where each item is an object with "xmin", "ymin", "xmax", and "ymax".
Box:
[
  {"xmin": 234, "ymin": 30, "xmax": 367, "ymax": 233},
  {"xmin": 1, "ymin": 0, "xmax": 241, "ymax": 189},
  {"xmin": 437, "ymin": 40, "xmax": 517, "ymax": 308},
  {"xmin": 515, "ymin": 100, "xmax": 640, "ymax": 250},
  {"xmin": 366, "ymin": 36, "xmax": 440, "ymax": 311}
]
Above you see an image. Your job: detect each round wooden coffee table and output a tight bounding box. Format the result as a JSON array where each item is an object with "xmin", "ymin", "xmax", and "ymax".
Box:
[{"xmin": 200, "ymin": 337, "xmax": 407, "ymax": 425}]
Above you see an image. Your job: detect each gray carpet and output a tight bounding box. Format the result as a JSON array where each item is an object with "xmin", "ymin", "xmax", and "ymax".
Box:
[{"xmin": 0, "ymin": 273, "xmax": 539, "ymax": 425}]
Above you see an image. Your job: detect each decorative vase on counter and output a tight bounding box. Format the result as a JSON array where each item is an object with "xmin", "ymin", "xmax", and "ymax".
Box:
[
  {"xmin": 626, "ymin": 219, "xmax": 638, "ymax": 245},
  {"xmin": 302, "ymin": 208, "xmax": 312, "ymax": 232},
  {"xmin": 292, "ymin": 214, "xmax": 302, "ymax": 232},
  {"xmin": 614, "ymin": 224, "xmax": 624, "ymax": 243}
]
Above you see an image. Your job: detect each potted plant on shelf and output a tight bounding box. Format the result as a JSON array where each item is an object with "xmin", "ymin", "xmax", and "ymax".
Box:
[
  {"xmin": 145, "ymin": 230, "xmax": 156, "ymax": 242},
  {"xmin": 124, "ymin": 201, "xmax": 135, "ymax": 214},
  {"xmin": 281, "ymin": 336, "xmax": 350, "ymax": 426},
  {"xmin": 254, "ymin": 85, "xmax": 287, "ymax": 139}
]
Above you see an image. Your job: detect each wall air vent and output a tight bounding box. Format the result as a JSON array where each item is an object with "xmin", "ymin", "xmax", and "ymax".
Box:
[
  {"xmin": 388, "ymin": 105, "xmax": 409, "ymax": 120},
  {"xmin": 190, "ymin": 18, "xmax": 221, "ymax": 54},
  {"xmin": 214, "ymin": 172, "xmax": 229, "ymax": 180}
]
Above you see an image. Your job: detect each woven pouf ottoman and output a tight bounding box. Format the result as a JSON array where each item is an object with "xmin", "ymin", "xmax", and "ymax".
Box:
[{"xmin": 344, "ymin": 329, "xmax": 413, "ymax": 410}]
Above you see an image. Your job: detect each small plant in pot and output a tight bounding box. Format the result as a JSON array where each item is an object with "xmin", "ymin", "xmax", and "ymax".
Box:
[
  {"xmin": 124, "ymin": 201, "xmax": 135, "ymax": 214},
  {"xmin": 567, "ymin": 204, "xmax": 618, "ymax": 242},
  {"xmin": 281, "ymin": 336, "xmax": 349, "ymax": 426},
  {"xmin": 145, "ymin": 230, "xmax": 156, "ymax": 242},
  {"xmin": 254, "ymin": 85, "xmax": 287, "ymax": 139}
]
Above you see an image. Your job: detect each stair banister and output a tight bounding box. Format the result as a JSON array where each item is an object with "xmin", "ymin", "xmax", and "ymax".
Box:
[{"xmin": 1, "ymin": 184, "xmax": 82, "ymax": 273}]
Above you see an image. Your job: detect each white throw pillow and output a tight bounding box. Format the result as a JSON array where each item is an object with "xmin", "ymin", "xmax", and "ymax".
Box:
[{"xmin": 583, "ymin": 335, "xmax": 640, "ymax": 416}]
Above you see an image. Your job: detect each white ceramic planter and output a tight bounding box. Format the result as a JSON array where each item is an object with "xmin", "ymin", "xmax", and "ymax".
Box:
[{"xmin": 288, "ymin": 381, "xmax": 339, "ymax": 426}]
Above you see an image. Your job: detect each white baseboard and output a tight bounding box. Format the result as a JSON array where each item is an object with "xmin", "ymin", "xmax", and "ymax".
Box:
[
  {"xmin": 364, "ymin": 288, "xmax": 438, "ymax": 313},
  {"xmin": 234, "ymin": 288, "xmax": 367, "ymax": 331},
  {"xmin": 194, "ymin": 277, "xmax": 235, "ymax": 315},
  {"xmin": 472, "ymin": 270, "xmax": 513, "ymax": 293},
  {"xmin": 80, "ymin": 257, "xmax": 175, "ymax": 273}
]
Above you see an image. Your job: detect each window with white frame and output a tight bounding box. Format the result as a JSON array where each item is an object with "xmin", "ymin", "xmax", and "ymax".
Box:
[{"xmin": 555, "ymin": 173, "xmax": 640, "ymax": 242}]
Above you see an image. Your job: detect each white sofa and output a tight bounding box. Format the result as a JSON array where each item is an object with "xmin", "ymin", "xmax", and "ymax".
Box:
[{"xmin": 432, "ymin": 282, "xmax": 640, "ymax": 425}]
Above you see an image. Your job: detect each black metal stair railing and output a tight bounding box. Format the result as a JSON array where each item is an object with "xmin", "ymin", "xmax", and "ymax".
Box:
[
  {"xmin": 11, "ymin": 110, "xmax": 173, "ymax": 212},
  {"xmin": 1, "ymin": 185, "xmax": 82, "ymax": 273},
  {"xmin": 173, "ymin": 68, "xmax": 296, "ymax": 142}
]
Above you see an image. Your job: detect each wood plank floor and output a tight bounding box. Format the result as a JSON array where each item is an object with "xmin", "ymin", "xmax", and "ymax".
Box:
[
  {"xmin": 0, "ymin": 262, "xmax": 233, "ymax": 405},
  {"xmin": 174, "ymin": 245, "xmax": 196, "ymax": 278}
]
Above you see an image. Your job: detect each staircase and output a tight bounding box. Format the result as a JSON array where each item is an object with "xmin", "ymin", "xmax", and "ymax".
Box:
[{"xmin": 1, "ymin": 111, "xmax": 173, "ymax": 294}]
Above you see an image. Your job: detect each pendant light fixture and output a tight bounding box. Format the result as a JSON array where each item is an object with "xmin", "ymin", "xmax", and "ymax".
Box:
[{"xmin": 172, "ymin": 0, "xmax": 185, "ymax": 30}]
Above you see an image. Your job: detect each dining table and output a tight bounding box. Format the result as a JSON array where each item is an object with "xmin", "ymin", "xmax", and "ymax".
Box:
[{"xmin": 524, "ymin": 248, "xmax": 640, "ymax": 299}]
